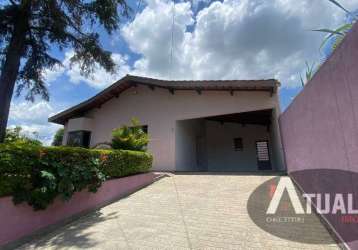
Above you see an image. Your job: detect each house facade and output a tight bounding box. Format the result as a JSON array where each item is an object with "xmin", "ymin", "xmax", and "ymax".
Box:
[{"xmin": 49, "ymin": 75, "xmax": 285, "ymax": 172}]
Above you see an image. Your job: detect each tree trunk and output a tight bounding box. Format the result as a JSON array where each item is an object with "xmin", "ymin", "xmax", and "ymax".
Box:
[{"xmin": 0, "ymin": 4, "xmax": 29, "ymax": 143}]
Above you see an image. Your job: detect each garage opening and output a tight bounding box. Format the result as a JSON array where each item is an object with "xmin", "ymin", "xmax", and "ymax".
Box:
[{"xmin": 175, "ymin": 109, "xmax": 282, "ymax": 172}]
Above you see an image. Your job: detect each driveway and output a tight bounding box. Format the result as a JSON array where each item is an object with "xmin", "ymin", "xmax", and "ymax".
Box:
[{"xmin": 18, "ymin": 173, "xmax": 339, "ymax": 250}]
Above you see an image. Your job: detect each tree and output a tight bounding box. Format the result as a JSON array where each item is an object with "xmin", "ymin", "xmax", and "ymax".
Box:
[
  {"xmin": 0, "ymin": 0, "xmax": 129, "ymax": 142},
  {"xmin": 52, "ymin": 127, "xmax": 64, "ymax": 146},
  {"xmin": 112, "ymin": 118, "xmax": 149, "ymax": 151},
  {"xmin": 5, "ymin": 126, "xmax": 42, "ymax": 145}
]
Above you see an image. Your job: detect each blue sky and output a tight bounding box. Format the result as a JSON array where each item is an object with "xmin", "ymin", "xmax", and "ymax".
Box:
[{"xmin": 8, "ymin": 0, "xmax": 358, "ymax": 144}]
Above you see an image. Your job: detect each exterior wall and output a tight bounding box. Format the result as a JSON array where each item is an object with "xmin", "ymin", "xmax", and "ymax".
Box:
[
  {"xmin": 279, "ymin": 23, "xmax": 358, "ymax": 249},
  {"xmin": 67, "ymin": 117, "xmax": 93, "ymax": 132},
  {"xmin": 64, "ymin": 85, "xmax": 281, "ymax": 171},
  {"xmin": 206, "ymin": 121, "xmax": 270, "ymax": 171},
  {"xmin": 175, "ymin": 119, "xmax": 205, "ymax": 171},
  {"xmin": 62, "ymin": 122, "xmax": 68, "ymax": 145}
]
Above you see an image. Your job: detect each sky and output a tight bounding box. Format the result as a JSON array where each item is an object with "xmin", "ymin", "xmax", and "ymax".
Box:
[{"xmin": 7, "ymin": 0, "xmax": 358, "ymax": 145}]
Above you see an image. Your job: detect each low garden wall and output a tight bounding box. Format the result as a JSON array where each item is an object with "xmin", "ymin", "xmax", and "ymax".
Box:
[
  {"xmin": 0, "ymin": 143, "xmax": 154, "ymax": 248},
  {"xmin": 0, "ymin": 172, "xmax": 158, "ymax": 248}
]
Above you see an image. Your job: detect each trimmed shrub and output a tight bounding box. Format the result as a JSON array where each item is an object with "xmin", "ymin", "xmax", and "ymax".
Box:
[
  {"xmin": 0, "ymin": 143, "xmax": 152, "ymax": 210},
  {"xmin": 96, "ymin": 149, "xmax": 153, "ymax": 178}
]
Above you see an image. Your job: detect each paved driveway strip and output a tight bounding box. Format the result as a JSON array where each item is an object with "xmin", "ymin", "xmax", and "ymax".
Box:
[{"xmin": 17, "ymin": 174, "xmax": 340, "ymax": 250}]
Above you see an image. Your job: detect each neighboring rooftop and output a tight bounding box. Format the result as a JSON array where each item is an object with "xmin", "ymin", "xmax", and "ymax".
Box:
[{"xmin": 49, "ymin": 74, "xmax": 280, "ymax": 124}]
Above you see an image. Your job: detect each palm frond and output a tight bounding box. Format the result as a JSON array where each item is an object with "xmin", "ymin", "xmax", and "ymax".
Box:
[
  {"xmin": 299, "ymin": 61, "xmax": 316, "ymax": 87},
  {"xmin": 313, "ymin": 28, "xmax": 344, "ymax": 36},
  {"xmin": 333, "ymin": 23, "xmax": 353, "ymax": 34},
  {"xmin": 314, "ymin": 24, "xmax": 353, "ymax": 50},
  {"xmin": 326, "ymin": 0, "xmax": 351, "ymax": 14},
  {"xmin": 305, "ymin": 61, "xmax": 315, "ymax": 81}
]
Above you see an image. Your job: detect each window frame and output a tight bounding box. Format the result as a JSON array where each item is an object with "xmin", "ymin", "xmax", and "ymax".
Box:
[{"xmin": 67, "ymin": 130, "xmax": 92, "ymax": 148}]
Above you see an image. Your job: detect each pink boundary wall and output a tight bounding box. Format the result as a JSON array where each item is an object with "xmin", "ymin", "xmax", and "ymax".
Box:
[
  {"xmin": 280, "ymin": 23, "xmax": 358, "ymax": 249},
  {"xmin": 0, "ymin": 172, "xmax": 157, "ymax": 248}
]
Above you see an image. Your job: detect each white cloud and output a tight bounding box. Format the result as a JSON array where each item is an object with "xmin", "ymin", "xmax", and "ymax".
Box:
[
  {"xmin": 10, "ymin": 101, "xmax": 55, "ymax": 124},
  {"xmin": 122, "ymin": 0, "xmax": 194, "ymax": 78},
  {"xmin": 120, "ymin": 0, "xmax": 358, "ymax": 87},
  {"xmin": 63, "ymin": 51, "xmax": 131, "ymax": 89},
  {"xmin": 42, "ymin": 64, "xmax": 65, "ymax": 83},
  {"xmin": 44, "ymin": 51, "xmax": 131, "ymax": 89},
  {"xmin": 9, "ymin": 101, "xmax": 62, "ymax": 145}
]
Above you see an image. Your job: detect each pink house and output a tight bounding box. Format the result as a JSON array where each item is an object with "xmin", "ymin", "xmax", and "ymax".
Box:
[{"xmin": 49, "ymin": 75, "xmax": 285, "ymax": 172}]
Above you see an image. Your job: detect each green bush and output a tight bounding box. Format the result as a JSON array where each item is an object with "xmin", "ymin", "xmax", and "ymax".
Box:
[
  {"xmin": 0, "ymin": 143, "xmax": 152, "ymax": 210},
  {"xmin": 112, "ymin": 118, "xmax": 149, "ymax": 151},
  {"xmin": 96, "ymin": 149, "xmax": 153, "ymax": 177}
]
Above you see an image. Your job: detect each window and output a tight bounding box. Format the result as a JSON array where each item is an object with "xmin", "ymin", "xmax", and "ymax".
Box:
[
  {"xmin": 233, "ymin": 138, "xmax": 243, "ymax": 151},
  {"xmin": 141, "ymin": 125, "xmax": 148, "ymax": 134},
  {"xmin": 67, "ymin": 130, "xmax": 91, "ymax": 148},
  {"xmin": 256, "ymin": 140, "xmax": 272, "ymax": 170}
]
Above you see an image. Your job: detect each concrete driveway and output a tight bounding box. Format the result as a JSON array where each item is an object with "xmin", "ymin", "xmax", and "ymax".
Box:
[{"xmin": 18, "ymin": 173, "xmax": 339, "ymax": 250}]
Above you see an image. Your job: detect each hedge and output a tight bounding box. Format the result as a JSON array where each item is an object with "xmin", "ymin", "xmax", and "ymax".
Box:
[
  {"xmin": 0, "ymin": 143, "xmax": 152, "ymax": 210},
  {"xmin": 97, "ymin": 149, "xmax": 153, "ymax": 177}
]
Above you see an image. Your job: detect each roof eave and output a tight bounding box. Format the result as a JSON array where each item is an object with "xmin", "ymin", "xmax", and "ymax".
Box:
[{"xmin": 48, "ymin": 75, "xmax": 280, "ymax": 125}]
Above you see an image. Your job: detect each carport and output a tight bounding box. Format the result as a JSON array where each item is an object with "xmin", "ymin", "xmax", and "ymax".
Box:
[{"xmin": 175, "ymin": 109, "xmax": 282, "ymax": 172}]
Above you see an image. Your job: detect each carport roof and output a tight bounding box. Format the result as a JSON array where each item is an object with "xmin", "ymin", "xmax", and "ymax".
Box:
[
  {"xmin": 49, "ymin": 74, "xmax": 280, "ymax": 124},
  {"xmin": 205, "ymin": 109, "xmax": 273, "ymax": 127}
]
